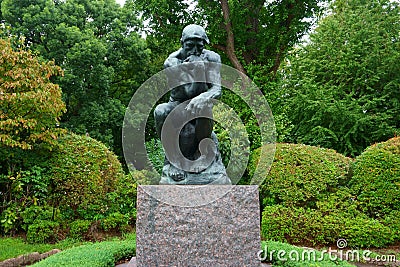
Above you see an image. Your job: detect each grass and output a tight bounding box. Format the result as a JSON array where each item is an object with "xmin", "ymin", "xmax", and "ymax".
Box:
[
  {"xmin": 0, "ymin": 232, "xmax": 136, "ymax": 262},
  {"xmin": 0, "ymin": 237, "xmax": 87, "ymax": 261},
  {"xmin": 30, "ymin": 238, "xmax": 135, "ymax": 267}
]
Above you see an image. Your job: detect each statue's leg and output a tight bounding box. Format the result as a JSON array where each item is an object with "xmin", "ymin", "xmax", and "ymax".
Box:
[
  {"xmin": 154, "ymin": 101, "xmax": 187, "ymax": 181},
  {"xmin": 191, "ymin": 107, "xmax": 215, "ymax": 171},
  {"xmin": 154, "ymin": 102, "xmax": 177, "ymax": 138},
  {"xmin": 195, "ymin": 106, "xmax": 213, "ymax": 141}
]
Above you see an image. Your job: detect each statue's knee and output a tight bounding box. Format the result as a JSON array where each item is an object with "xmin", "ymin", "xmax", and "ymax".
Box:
[{"xmin": 154, "ymin": 105, "xmax": 166, "ymax": 121}]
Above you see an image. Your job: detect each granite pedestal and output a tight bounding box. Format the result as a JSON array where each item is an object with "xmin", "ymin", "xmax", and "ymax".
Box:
[{"xmin": 136, "ymin": 185, "xmax": 261, "ymax": 267}]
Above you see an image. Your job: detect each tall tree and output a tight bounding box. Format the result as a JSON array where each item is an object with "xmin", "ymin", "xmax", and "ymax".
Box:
[
  {"xmin": 284, "ymin": 0, "xmax": 400, "ymax": 156},
  {"xmin": 1, "ymin": 0, "xmax": 151, "ymax": 156},
  {"xmin": 0, "ymin": 37, "xmax": 65, "ymax": 169},
  {"xmin": 133, "ymin": 0, "xmax": 325, "ymax": 75}
]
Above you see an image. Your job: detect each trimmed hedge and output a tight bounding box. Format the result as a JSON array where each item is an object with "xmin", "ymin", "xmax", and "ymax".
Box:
[
  {"xmin": 348, "ymin": 136, "xmax": 400, "ymax": 218},
  {"xmin": 249, "ymin": 143, "xmax": 352, "ymax": 208},
  {"xmin": 261, "ymin": 205, "xmax": 395, "ymax": 248},
  {"xmin": 257, "ymin": 140, "xmax": 400, "ymax": 248},
  {"xmin": 31, "ymin": 240, "xmax": 135, "ymax": 267}
]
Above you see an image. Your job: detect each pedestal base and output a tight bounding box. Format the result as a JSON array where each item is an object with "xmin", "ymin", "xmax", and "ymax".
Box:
[{"xmin": 136, "ymin": 185, "xmax": 261, "ymax": 267}]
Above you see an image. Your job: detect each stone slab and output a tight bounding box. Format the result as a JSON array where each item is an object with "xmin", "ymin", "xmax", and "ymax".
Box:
[{"xmin": 136, "ymin": 185, "xmax": 261, "ymax": 267}]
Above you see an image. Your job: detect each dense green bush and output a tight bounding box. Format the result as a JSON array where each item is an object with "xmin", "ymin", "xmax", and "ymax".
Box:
[
  {"xmin": 258, "ymin": 141, "xmax": 399, "ymax": 248},
  {"xmin": 341, "ymin": 216, "xmax": 394, "ymax": 248},
  {"xmin": 348, "ymin": 136, "xmax": 400, "ymax": 218},
  {"xmin": 26, "ymin": 220, "xmax": 60, "ymax": 244},
  {"xmin": 106, "ymin": 172, "xmax": 138, "ymax": 221},
  {"xmin": 0, "ymin": 132, "xmax": 139, "ymax": 241},
  {"xmin": 381, "ymin": 210, "xmax": 400, "ymax": 241},
  {"xmin": 69, "ymin": 220, "xmax": 92, "ymax": 240},
  {"xmin": 31, "ymin": 240, "xmax": 135, "ymax": 267},
  {"xmin": 101, "ymin": 212, "xmax": 129, "ymax": 232},
  {"xmin": 261, "ymin": 205, "xmax": 395, "ymax": 248},
  {"xmin": 261, "ymin": 205, "xmax": 343, "ymax": 246},
  {"xmin": 46, "ymin": 133, "xmax": 125, "ymax": 220},
  {"xmin": 249, "ymin": 143, "xmax": 352, "ymax": 208}
]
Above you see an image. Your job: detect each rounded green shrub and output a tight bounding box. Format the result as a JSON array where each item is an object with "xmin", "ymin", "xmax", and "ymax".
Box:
[
  {"xmin": 341, "ymin": 216, "xmax": 394, "ymax": 248},
  {"xmin": 101, "ymin": 212, "xmax": 129, "ymax": 231},
  {"xmin": 382, "ymin": 210, "xmax": 400, "ymax": 242},
  {"xmin": 261, "ymin": 205, "xmax": 395, "ymax": 248},
  {"xmin": 47, "ymin": 133, "xmax": 125, "ymax": 220},
  {"xmin": 26, "ymin": 220, "xmax": 60, "ymax": 244},
  {"xmin": 348, "ymin": 136, "xmax": 400, "ymax": 218},
  {"xmin": 261, "ymin": 205, "xmax": 344, "ymax": 246},
  {"xmin": 249, "ymin": 143, "xmax": 352, "ymax": 208}
]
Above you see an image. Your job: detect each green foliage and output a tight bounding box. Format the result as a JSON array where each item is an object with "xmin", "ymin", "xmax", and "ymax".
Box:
[
  {"xmin": 0, "ymin": 38, "xmax": 66, "ymax": 151},
  {"xmin": 136, "ymin": 0, "xmax": 325, "ymax": 73},
  {"xmin": 341, "ymin": 216, "xmax": 394, "ymax": 248},
  {"xmin": 106, "ymin": 173, "xmax": 137, "ymax": 220},
  {"xmin": 47, "ymin": 133, "xmax": 125, "ymax": 220},
  {"xmin": 284, "ymin": 0, "xmax": 400, "ymax": 156},
  {"xmin": 261, "ymin": 205, "xmax": 395, "ymax": 248},
  {"xmin": 260, "ymin": 241, "xmax": 354, "ymax": 267},
  {"xmin": 31, "ymin": 240, "xmax": 136, "ymax": 267},
  {"xmin": 1, "ymin": 0, "xmax": 151, "ymax": 155},
  {"xmin": 249, "ymin": 143, "xmax": 352, "ymax": 208},
  {"xmin": 348, "ymin": 137, "xmax": 400, "ymax": 218},
  {"xmin": 145, "ymin": 138, "xmax": 165, "ymax": 175},
  {"xmin": 0, "ymin": 206, "xmax": 18, "ymax": 234},
  {"xmin": 381, "ymin": 210, "xmax": 400, "ymax": 241},
  {"xmin": 26, "ymin": 220, "xmax": 60, "ymax": 244},
  {"xmin": 0, "ymin": 166, "xmax": 53, "ymax": 234},
  {"xmin": 67, "ymin": 98, "xmax": 127, "ymax": 157},
  {"xmin": 20, "ymin": 205, "xmax": 54, "ymax": 231},
  {"xmin": 257, "ymin": 140, "xmax": 400, "ymax": 248},
  {"xmin": 1, "ymin": 130, "xmax": 137, "ymax": 240},
  {"xmin": 101, "ymin": 212, "xmax": 129, "ymax": 232},
  {"xmin": 69, "ymin": 220, "xmax": 92, "ymax": 240}
]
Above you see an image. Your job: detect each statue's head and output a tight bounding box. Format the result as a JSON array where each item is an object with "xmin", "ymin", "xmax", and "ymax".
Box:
[
  {"xmin": 180, "ymin": 24, "xmax": 209, "ymax": 58},
  {"xmin": 181, "ymin": 24, "xmax": 209, "ymax": 44}
]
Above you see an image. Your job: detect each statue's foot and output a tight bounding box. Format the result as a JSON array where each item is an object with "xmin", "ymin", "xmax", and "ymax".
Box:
[{"xmin": 168, "ymin": 164, "xmax": 185, "ymax": 182}]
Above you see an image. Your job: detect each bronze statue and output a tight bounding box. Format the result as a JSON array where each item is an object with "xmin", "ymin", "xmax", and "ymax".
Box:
[{"xmin": 154, "ymin": 24, "xmax": 231, "ymax": 185}]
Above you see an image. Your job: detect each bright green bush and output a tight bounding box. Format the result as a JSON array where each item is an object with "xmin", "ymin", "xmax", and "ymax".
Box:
[
  {"xmin": 69, "ymin": 220, "xmax": 92, "ymax": 240},
  {"xmin": 261, "ymin": 205, "xmax": 343, "ymax": 246},
  {"xmin": 106, "ymin": 173, "xmax": 137, "ymax": 220},
  {"xmin": 31, "ymin": 240, "xmax": 135, "ymax": 267},
  {"xmin": 349, "ymin": 136, "xmax": 400, "ymax": 218},
  {"xmin": 341, "ymin": 216, "xmax": 394, "ymax": 248},
  {"xmin": 26, "ymin": 220, "xmax": 60, "ymax": 244},
  {"xmin": 261, "ymin": 204, "xmax": 396, "ymax": 248},
  {"xmin": 381, "ymin": 210, "xmax": 400, "ymax": 241},
  {"xmin": 0, "ymin": 132, "xmax": 137, "ymax": 240},
  {"xmin": 47, "ymin": 133, "xmax": 125, "ymax": 220},
  {"xmin": 249, "ymin": 143, "xmax": 352, "ymax": 208},
  {"xmin": 101, "ymin": 212, "xmax": 129, "ymax": 232}
]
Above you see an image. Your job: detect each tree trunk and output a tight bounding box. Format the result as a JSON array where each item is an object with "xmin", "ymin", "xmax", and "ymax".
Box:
[{"xmin": 219, "ymin": 0, "xmax": 247, "ymax": 74}]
